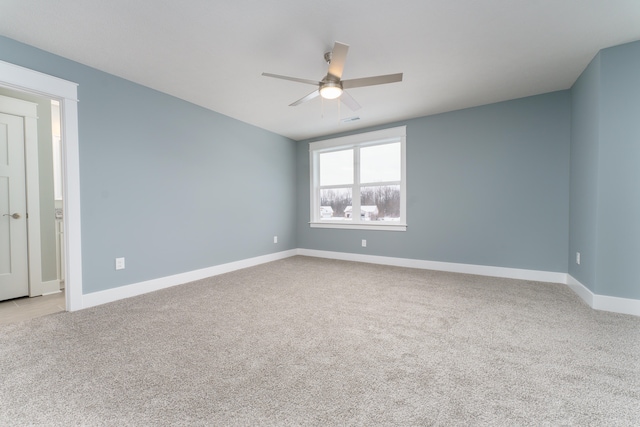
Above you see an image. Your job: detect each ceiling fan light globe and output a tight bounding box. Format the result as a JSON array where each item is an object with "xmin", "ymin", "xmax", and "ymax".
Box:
[{"xmin": 320, "ymin": 84, "xmax": 343, "ymax": 100}]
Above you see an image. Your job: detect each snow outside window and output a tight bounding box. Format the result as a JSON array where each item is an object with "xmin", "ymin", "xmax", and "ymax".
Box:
[{"xmin": 309, "ymin": 126, "xmax": 406, "ymax": 231}]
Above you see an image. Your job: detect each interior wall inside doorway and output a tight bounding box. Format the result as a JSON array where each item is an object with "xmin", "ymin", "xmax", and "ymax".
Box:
[{"xmin": 0, "ymin": 87, "xmax": 58, "ymax": 284}]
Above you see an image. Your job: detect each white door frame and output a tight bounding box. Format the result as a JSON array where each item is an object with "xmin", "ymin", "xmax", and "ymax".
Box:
[{"xmin": 0, "ymin": 60, "xmax": 82, "ymax": 311}]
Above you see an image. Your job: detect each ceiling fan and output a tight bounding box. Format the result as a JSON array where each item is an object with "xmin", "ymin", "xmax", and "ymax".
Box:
[{"xmin": 262, "ymin": 41, "xmax": 403, "ymax": 111}]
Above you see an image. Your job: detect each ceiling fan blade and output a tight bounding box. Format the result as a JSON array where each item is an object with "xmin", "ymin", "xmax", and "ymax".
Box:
[
  {"xmin": 262, "ymin": 72, "xmax": 321, "ymax": 86},
  {"xmin": 340, "ymin": 90, "xmax": 361, "ymax": 111},
  {"xmin": 290, "ymin": 89, "xmax": 320, "ymax": 106},
  {"xmin": 327, "ymin": 42, "xmax": 349, "ymax": 80},
  {"xmin": 341, "ymin": 73, "xmax": 403, "ymax": 89}
]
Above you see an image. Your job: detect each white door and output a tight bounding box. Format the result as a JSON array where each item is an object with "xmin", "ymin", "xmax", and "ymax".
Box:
[{"xmin": 0, "ymin": 111, "xmax": 29, "ymax": 300}]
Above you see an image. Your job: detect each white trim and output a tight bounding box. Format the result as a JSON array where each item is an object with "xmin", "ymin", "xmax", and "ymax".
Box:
[
  {"xmin": 299, "ymin": 250, "xmax": 640, "ymax": 316},
  {"xmin": 567, "ymin": 275, "xmax": 640, "ymax": 316},
  {"xmin": 77, "ymin": 248, "xmax": 640, "ymax": 318},
  {"xmin": 566, "ymin": 274, "xmax": 594, "ymax": 307},
  {"xmin": 24, "ymin": 113, "xmax": 44, "ymax": 296},
  {"xmin": 40, "ymin": 279, "xmax": 61, "ymax": 295},
  {"xmin": 309, "ymin": 125, "xmax": 407, "ymax": 150},
  {"xmin": 594, "ymin": 294, "xmax": 640, "ymax": 316},
  {"xmin": 60, "ymin": 96, "xmax": 82, "ymax": 311},
  {"xmin": 82, "ymin": 250, "xmax": 298, "ymax": 309},
  {"xmin": 296, "ymin": 248, "xmax": 566, "ymax": 283},
  {"xmin": 298, "ymin": 249, "xmax": 640, "ymax": 316},
  {"xmin": 0, "ymin": 60, "xmax": 82, "ymax": 311},
  {"xmin": 0, "ymin": 60, "xmax": 78, "ymax": 101},
  {"xmin": 310, "ymin": 222, "xmax": 407, "ymax": 231}
]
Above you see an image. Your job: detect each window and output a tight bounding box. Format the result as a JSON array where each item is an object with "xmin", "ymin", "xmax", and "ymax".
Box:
[{"xmin": 309, "ymin": 126, "xmax": 406, "ymax": 231}]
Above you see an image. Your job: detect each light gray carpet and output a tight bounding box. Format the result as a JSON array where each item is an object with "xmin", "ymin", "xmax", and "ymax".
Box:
[{"xmin": 1, "ymin": 256, "xmax": 639, "ymax": 426}]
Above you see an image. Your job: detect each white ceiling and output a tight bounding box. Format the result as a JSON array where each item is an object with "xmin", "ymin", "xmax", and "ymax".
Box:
[{"xmin": 1, "ymin": 1, "xmax": 639, "ymax": 141}]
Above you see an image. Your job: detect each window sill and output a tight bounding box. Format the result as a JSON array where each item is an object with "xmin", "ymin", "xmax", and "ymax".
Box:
[{"xmin": 309, "ymin": 222, "xmax": 407, "ymax": 232}]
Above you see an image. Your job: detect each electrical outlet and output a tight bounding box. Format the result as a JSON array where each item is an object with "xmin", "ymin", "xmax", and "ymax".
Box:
[
  {"xmin": 576, "ymin": 252, "xmax": 581, "ymax": 265},
  {"xmin": 273, "ymin": 236, "xmax": 278, "ymax": 244},
  {"xmin": 362, "ymin": 239, "xmax": 367, "ymax": 247},
  {"xmin": 115, "ymin": 257, "xmax": 125, "ymax": 270}
]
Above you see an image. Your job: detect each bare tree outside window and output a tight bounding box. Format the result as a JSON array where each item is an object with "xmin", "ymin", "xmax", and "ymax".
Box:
[
  {"xmin": 360, "ymin": 185, "xmax": 401, "ymax": 220},
  {"xmin": 320, "ymin": 188, "xmax": 352, "ymax": 218}
]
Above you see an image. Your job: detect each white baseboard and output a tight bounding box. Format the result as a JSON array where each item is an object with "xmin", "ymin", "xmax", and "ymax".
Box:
[
  {"xmin": 37, "ymin": 279, "xmax": 61, "ymax": 296},
  {"xmin": 567, "ymin": 275, "xmax": 640, "ymax": 317},
  {"xmin": 298, "ymin": 250, "xmax": 640, "ymax": 317},
  {"xmin": 78, "ymin": 248, "xmax": 640, "ymax": 318},
  {"xmin": 297, "ymin": 248, "xmax": 567, "ymax": 284},
  {"xmin": 81, "ymin": 250, "xmax": 297, "ymax": 309},
  {"xmin": 566, "ymin": 275, "xmax": 594, "ymax": 307}
]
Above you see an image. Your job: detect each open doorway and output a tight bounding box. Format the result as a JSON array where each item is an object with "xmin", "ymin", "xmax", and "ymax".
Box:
[
  {"xmin": 0, "ymin": 59, "xmax": 82, "ymax": 313},
  {"xmin": 0, "ymin": 91, "xmax": 66, "ymax": 322}
]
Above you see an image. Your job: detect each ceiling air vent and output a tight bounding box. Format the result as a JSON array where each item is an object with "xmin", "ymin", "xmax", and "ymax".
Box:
[{"xmin": 341, "ymin": 116, "xmax": 361, "ymax": 123}]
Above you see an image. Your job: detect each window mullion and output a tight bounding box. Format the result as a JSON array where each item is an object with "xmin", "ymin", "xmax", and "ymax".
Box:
[
  {"xmin": 320, "ymin": 183, "xmax": 357, "ymax": 191},
  {"xmin": 353, "ymin": 147, "xmax": 361, "ymax": 224},
  {"xmin": 359, "ymin": 180, "xmax": 401, "ymax": 187}
]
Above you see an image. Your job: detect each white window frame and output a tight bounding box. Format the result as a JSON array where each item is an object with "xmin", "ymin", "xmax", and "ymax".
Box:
[{"xmin": 309, "ymin": 125, "xmax": 407, "ymax": 231}]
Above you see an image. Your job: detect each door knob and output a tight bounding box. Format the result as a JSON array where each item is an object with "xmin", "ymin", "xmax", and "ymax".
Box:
[{"xmin": 3, "ymin": 213, "xmax": 20, "ymax": 219}]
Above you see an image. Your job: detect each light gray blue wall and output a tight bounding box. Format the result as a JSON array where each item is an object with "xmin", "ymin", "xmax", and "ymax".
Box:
[
  {"xmin": 597, "ymin": 41, "xmax": 640, "ymax": 299},
  {"xmin": 298, "ymin": 92, "xmax": 571, "ymax": 273},
  {"xmin": 569, "ymin": 54, "xmax": 601, "ymax": 291},
  {"xmin": 569, "ymin": 40, "xmax": 640, "ymax": 300},
  {"xmin": 0, "ymin": 36, "xmax": 297, "ymax": 294}
]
